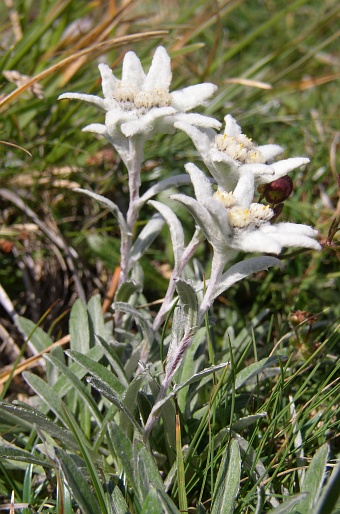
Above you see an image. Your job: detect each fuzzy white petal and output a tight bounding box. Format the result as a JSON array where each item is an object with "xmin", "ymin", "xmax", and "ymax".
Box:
[
  {"xmin": 171, "ymin": 83, "xmax": 218, "ymax": 111},
  {"xmin": 121, "ymin": 106, "xmax": 176, "ymax": 137},
  {"xmin": 263, "ymin": 222, "xmax": 318, "ymax": 237},
  {"xmin": 143, "ymin": 46, "xmax": 171, "ymax": 91},
  {"xmin": 174, "ymin": 112, "xmax": 221, "ymax": 130},
  {"xmin": 174, "ymin": 121, "xmax": 213, "ymax": 160},
  {"xmin": 236, "ymin": 231, "xmax": 282, "ymax": 254},
  {"xmin": 271, "ymin": 157, "xmax": 310, "ymax": 177},
  {"xmin": 122, "ymin": 51, "xmax": 146, "ymax": 87},
  {"xmin": 257, "ymin": 144, "xmax": 284, "ymax": 162},
  {"xmin": 58, "ymin": 92, "xmax": 107, "ymax": 111},
  {"xmin": 171, "ymin": 193, "xmax": 214, "ymax": 242},
  {"xmin": 105, "ymin": 110, "xmax": 135, "ymax": 137},
  {"xmin": 233, "ymin": 171, "xmax": 256, "ymax": 208},
  {"xmin": 148, "ymin": 200, "xmax": 185, "ymax": 264},
  {"xmin": 240, "ymin": 163, "xmax": 275, "ymax": 180},
  {"xmin": 185, "ymin": 162, "xmax": 213, "ymax": 203},
  {"xmin": 98, "ymin": 63, "xmax": 118, "ymax": 99},
  {"xmin": 223, "ymin": 114, "xmax": 242, "ymax": 136},
  {"xmin": 82, "ymin": 123, "xmax": 107, "ymax": 135},
  {"xmin": 268, "ymin": 232, "xmax": 321, "ymax": 250}
]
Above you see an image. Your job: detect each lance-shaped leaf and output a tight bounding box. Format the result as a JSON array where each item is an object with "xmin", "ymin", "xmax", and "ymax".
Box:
[
  {"xmin": 66, "ymin": 350, "xmax": 126, "ymax": 398},
  {"xmin": 234, "ymin": 355, "xmax": 286, "ymax": 391},
  {"xmin": 198, "ymin": 256, "xmax": 283, "ymax": 302},
  {"xmin": 55, "ymin": 448, "xmax": 102, "ymax": 514},
  {"xmin": 148, "ymin": 200, "xmax": 185, "ymax": 265},
  {"xmin": 74, "ymin": 188, "xmax": 128, "ymax": 235},
  {"xmin": 112, "ymin": 302, "xmax": 154, "ymax": 347},
  {"xmin": 0, "ymin": 401, "xmax": 77, "ymax": 449},
  {"xmin": 313, "ymin": 458, "xmax": 340, "ymax": 514},
  {"xmin": 211, "ymin": 439, "xmax": 241, "ymax": 514},
  {"xmin": 293, "ymin": 443, "xmax": 329, "ymax": 513},
  {"xmin": 138, "ymin": 174, "xmax": 190, "ymax": 206},
  {"xmin": 130, "ymin": 213, "xmax": 165, "ymax": 263}
]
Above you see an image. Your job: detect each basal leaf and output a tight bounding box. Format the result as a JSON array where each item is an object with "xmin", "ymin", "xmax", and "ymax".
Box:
[
  {"xmin": 211, "ymin": 438, "xmax": 241, "ymax": 514},
  {"xmin": 87, "ymin": 293, "xmax": 108, "ymax": 343},
  {"xmin": 313, "ymin": 459, "xmax": 340, "ymax": 514},
  {"xmin": 234, "ymin": 356, "xmax": 286, "ymax": 391},
  {"xmin": 66, "ymin": 350, "xmax": 125, "ymax": 397},
  {"xmin": 267, "ymin": 494, "xmax": 308, "ymax": 513},
  {"xmin": 44, "ymin": 354, "xmax": 102, "ymax": 426},
  {"xmin": 69, "ymin": 298, "xmax": 90, "ymax": 353},
  {"xmin": 16, "ymin": 316, "xmax": 53, "ymax": 352},
  {"xmin": 0, "ymin": 401, "xmax": 77, "ymax": 449},
  {"xmin": 55, "ymin": 448, "xmax": 102, "ymax": 514},
  {"xmin": 292, "ymin": 443, "xmax": 329, "ymax": 512},
  {"xmin": 0, "ymin": 447, "xmax": 51, "ymax": 468}
]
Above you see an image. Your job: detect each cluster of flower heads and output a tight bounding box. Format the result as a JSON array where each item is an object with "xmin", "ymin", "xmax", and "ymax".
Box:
[{"xmin": 59, "ymin": 46, "xmax": 321, "ymax": 261}]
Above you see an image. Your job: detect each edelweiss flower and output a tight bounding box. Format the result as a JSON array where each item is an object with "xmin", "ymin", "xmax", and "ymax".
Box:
[
  {"xmin": 58, "ymin": 46, "xmax": 220, "ymax": 144},
  {"xmin": 175, "ymin": 115, "xmax": 309, "ymax": 192},
  {"xmin": 172, "ymin": 163, "xmax": 321, "ymax": 258}
]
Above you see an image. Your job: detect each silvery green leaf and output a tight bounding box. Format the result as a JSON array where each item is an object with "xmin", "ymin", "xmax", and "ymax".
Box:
[
  {"xmin": 290, "ymin": 395, "xmax": 305, "ymax": 487},
  {"xmin": 196, "ymin": 256, "xmax": 282, "ymax": 301},
  {"xmin": 292, "ymin": 443, "xmax": 329, "ymax": 513},
  {"xmin": 175, "ymin": 327, "xmax": 206, "ymax": 413},
  {"xmin": 87, "ymin": 376, "xmax": 142, "ymax": 434},
  {"xmin": 53, "ymin": 346, "xmax": 104, "ymax": 398},
  {"xmin": 130, "ymin": 213, "xmax": 165, "ymax": 263},
  {"xmin": 266, "ymin": 494, "xmax": 308, "ymax": 514},
  {"xmin": 164, "ymin": 279, "xmax": 199, "ymax": 381},
  {"xmin": 0, "ymin": 446, "xmax": 51, "ymax": 468},
  {"xmin": 232, "ymin": 413, "xmax": 267, "ymax": 432},
  {"xmin": 149, "ymin": 200, "xmax": 185, "ymax": 264},
  {"xmin": 16, "ymin": 316, "xmax": 53, "ymax": 352},
  {"xmin": 175, "ymin": 278, "xmax": 198, "ymax": 333},
  {"xmin": 55, "ymin": 448, "xmax": 101, "ymax": 514},
  {"xmin": 23, "ymin": 371, "xmax": 66, "ymax": 422},
  {"xmin": 234, "ymin": 355, "xmax": 286, "ymax": 391},
  {"xmin": 108, "ymin": 486, "xmax": 130, "ymax": 514},
  {"xmin": 313, "ymin": 458, "xmax": 340, "ymax": 514},
  {"xmin": 0, "ymin": 401, "xmax": 77, "ymax": 449},
  {"xmin": 154, "ymin": 362, "xmax": 229, "ymax": 412},
  {"xmin": 138, "ymin": 174, "xmax": 190, "ymax": 206},
  {"xmin": 87, "ymin": 293, "xmax": 108, "ymax": 342},
  {"xmin": 74, "ymin": 188, "xmax": 128, "ymax": 234},
  {"xmin": 113, "ymin": 302, "xmax": 154, "ymax": 346},
  {"xmin": 211, "ymin": 439, "xmax": 241, "ymax": 514},
  {"xmin": 44, "ymin": 354, "xmax": 102, "ymax": 426},
  {"xmin": 135, "ymin": 440, "xmax": 165, "ymax": 498},
  {"xmin": 66, "ymin": 350, "xmax": 125, "ymax": 398},
  {"xmin": 69, "ymin": 298, "xmax": 90, "ymax": 353},
  {"xmin": 116, "ymin": 281, "xmax": 142, "ymax": 302},
  {"xmin": 108, "ymin": 421, "xmax": 140, "ymax": 508}
]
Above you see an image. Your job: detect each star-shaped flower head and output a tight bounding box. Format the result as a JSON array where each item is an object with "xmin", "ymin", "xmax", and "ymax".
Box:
[
  {"xmin": 58, "ymin": 46, "xmax": 221, "ymax": 146},
  {"xmin": 175, "ymin": 115, "xmax": 310, "ymax": 192},
  {"xmin": 172, "ymin": 163, "xmax": 320, "ymax": 261}
]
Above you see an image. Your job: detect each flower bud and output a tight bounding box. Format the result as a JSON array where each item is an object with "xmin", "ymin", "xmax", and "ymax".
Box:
[{"xmin": 257, "ymin": 175, "xmax": 293, "ymax": 204}]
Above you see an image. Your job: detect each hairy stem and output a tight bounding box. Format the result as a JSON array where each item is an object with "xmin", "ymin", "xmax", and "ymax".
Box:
[
  {"xmin": 117, "ymin": 136, "xmax": 144, "ymax": 289},
  {"xmin": 198, "ymin": 252, "xmax": 226, "ymax": 323}
]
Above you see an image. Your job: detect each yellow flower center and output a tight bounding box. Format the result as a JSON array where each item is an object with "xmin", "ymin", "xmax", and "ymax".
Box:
[{"xmin": 215, "ymin": 133, "xmax": 265, "ymax": 164}]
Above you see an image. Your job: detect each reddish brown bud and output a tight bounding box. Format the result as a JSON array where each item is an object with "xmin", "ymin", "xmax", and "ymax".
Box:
[{"xmin": 263, "ymin": 175, "xmax": 293, "ymax": 204}]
